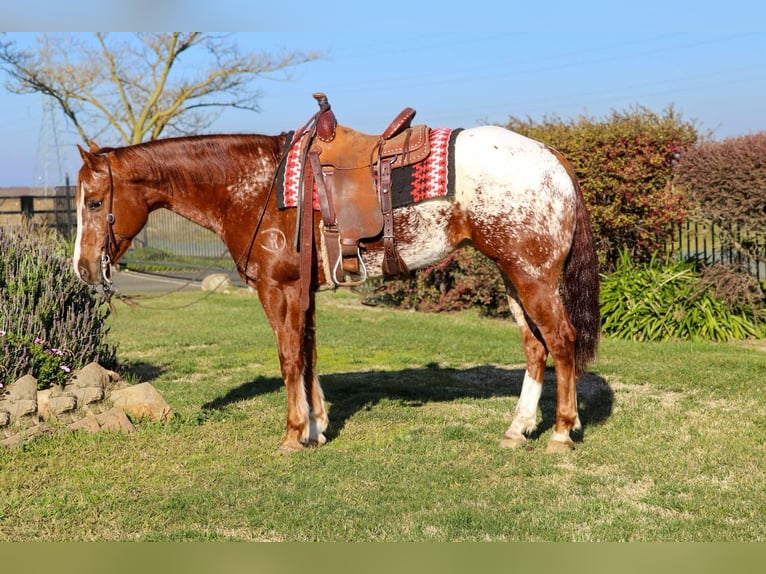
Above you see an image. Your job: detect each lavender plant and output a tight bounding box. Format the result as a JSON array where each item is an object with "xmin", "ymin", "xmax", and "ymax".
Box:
[{"xmin": 0, "ymin": 224, "xmax": 115, "ymax": 389}]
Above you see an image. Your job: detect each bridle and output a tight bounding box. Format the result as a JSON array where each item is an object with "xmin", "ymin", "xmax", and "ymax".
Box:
[{"xmin": 97, "ymin": 155, "xmax": 119, "ymax": 299}]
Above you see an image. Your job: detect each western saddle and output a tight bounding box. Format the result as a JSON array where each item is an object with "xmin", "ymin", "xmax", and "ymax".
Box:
[{"xmin": 296, "ymin": 92, "xmax": 430, "ymax": 308}]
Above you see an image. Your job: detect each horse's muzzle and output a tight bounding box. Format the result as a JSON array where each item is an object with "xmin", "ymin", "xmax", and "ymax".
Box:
[{"xmin": 75, "ymin": 260, "xmax": 99, "ymax": 285}]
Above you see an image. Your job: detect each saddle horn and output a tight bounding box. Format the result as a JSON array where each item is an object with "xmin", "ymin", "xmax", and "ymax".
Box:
[{"xmin": 313, "ymin": 92, "xmax": 336, "ymax": 142}]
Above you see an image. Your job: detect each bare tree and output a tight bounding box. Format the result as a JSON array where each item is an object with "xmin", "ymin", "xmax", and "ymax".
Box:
[{"xmin": 0, "ymin": 32, "xmax": 321, "ymax": 145}]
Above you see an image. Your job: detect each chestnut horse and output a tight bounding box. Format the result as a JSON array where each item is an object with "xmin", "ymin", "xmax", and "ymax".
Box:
[{"xmin": 73, "ymin": 123, "xmax": 600, "ymax": 453}]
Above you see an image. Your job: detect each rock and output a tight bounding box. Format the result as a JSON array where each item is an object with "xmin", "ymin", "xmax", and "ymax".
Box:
[
  {"xmin": 0, "ymin": 375, "xmax": 40, "ymax": 428},
  {"xmin": 2, "ymin": 363, "xmax": 173, "ymax": 446},
  {"xmin": 48, "ymin": 393, "xmax": 78, "ymax": 416},
  {"xmin": 67, "ymin": 415, "xmax": 101, "ymax": 434},
  {"xmin": 39, "ymin": 387, "xmax": 79, "ymax": 422},
  {"xmin": 67, "ymin": 362, "xmax": 119, "ymax": 405},
  {"xmin": 1, "ymin": 422, "xmax": 53, "ymax": 447},
  {"xmin": 201, "ymin": 273, "xmax": 232, "ymax": 294},
  {"xmin": 66, "ymin": 408, "xmax": 135, "ymax": 434},
  {"xmin": 36, "ymin": 388, "xmax": 52, "ymax": 419},
  {"xmin": 95, "ymin": 407, "xmax": 136, "ymax": 432},
  {"xmin": 109, "ymin": 382, "xmax": 174, "ymax": 422}
]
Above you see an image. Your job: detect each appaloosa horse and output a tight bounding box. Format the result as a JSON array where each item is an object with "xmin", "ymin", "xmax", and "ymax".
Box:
[{"xmin": 73, "ymin": 112, "xmax": 600, "ymax": 453}]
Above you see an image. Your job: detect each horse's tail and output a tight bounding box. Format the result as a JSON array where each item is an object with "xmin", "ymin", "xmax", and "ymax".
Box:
[{"xmin": 552, "ymin": 149, "xmax": 601, "ymax": 375}]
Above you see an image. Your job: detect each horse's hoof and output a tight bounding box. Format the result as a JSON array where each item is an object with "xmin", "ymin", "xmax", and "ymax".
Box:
[
  {"xmin": 500, "ymin": 434, "xmax": 527, "ymax": 449},
  {"xmin": 545, "ymin": 437, "xmax": 575, "ymax": 453},
  {"xmin": 277, "ymin": 440, "xmax": 304, "ymax": 454},
  {"xmin": 304, "ymin": 433, "xmax": 327, "ymax": 448}
]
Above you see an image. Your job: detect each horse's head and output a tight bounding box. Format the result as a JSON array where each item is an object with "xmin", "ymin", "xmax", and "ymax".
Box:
[{"xmin": 73, "ymin": 143, "xmax": 149, "ymax": 287}]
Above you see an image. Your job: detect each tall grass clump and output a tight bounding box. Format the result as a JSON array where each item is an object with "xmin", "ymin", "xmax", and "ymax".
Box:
[
  {"xmin": 0, "ymin": 225, "xmax": 115, "ymax": 389},
  {"xmin": 600, "ymin": 250, "xmax": 765, "ymax": 342}
]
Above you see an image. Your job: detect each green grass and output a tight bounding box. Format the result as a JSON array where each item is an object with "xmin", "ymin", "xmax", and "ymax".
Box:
[{"xmin": 2, "ymin": 288, "xmax": 765, "ymax": 541}]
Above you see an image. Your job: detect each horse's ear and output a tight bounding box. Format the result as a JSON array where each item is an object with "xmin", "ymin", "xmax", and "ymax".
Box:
[
  {"xmin": 88, "ymin": 140, "xmax": 100, "ymax": 153},
  {"xmin": 77, "ymin": 144, "xmax": 95, "ymax": 168}
]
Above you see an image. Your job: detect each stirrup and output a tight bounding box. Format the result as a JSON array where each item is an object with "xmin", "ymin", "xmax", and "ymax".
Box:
[{"xmin": 332, "ymin": 248, "xmax": 368, "ymax": 287}]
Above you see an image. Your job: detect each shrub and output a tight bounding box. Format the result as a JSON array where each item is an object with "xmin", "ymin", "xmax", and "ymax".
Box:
[
  {"xmin": 674, "ymin": 132, "xmax": 766, "ymax": 233},
  {"xmin": 600, "ymin": 250, "xmax": 764, "ymax": 342},
  {"xmin": 673, "ymin": 132, "xmax": 766, "ymax": 271},
  {"xmin": 505, "ymin": 106, "xmax": 699, "ymax": 270},
  {"xmin": 0, "ymin": 224, "xmax": 116, "ymax": 389},
  {"xmin": 363, "ymin": 247, "xmax": 508, "ymax": 316}
]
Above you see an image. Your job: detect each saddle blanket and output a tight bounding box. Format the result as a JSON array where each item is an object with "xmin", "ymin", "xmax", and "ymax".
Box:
[{"xmin": 276, "ymin": 127, "xmax": 463, "ymax": 210}]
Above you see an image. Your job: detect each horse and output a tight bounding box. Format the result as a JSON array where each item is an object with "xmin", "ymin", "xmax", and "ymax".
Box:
[{"xmin": 72, "ymin": 116, "xmax": 600, "ymax": 454}]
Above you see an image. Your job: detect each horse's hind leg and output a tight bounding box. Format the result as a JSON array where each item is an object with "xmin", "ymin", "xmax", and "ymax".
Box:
[
  {"xmin": 501, "ymin": 290, "xmax": 548, "ymax": 449},
  {"xmin": 502, "ymin": 272, "xmax": 580, "ymax": 452}
]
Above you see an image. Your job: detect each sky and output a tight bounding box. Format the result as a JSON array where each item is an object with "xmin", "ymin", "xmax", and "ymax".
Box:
[{"xmin": 2, "ymin": 2, "xmax": 766, "ymax": 187}]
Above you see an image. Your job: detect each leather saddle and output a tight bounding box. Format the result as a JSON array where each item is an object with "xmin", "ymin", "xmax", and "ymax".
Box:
[{"xmin": 301, "ymin": 92, "xmax": 430, "ymax": 286}]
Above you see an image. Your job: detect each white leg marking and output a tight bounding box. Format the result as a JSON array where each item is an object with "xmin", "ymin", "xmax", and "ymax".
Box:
[
  {"xmin": 308, "ymin": 375, "xmax": 328, "ymax": 446},
  {"xmin": 550, "ymin": 430, "xmax": 572, "ymax": 443},
  {"xmin": 506, "ymin": 370, "xmax": 543, "ymax": 438},
  {"xmin": 296, "ymin": 372, "xmax": 311, "ymax": 445}
]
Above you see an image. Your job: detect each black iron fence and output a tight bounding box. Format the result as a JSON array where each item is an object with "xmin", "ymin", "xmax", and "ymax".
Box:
[{"xmin": 667, "ymin": 220, "xmax": 765, "ymax": 285}]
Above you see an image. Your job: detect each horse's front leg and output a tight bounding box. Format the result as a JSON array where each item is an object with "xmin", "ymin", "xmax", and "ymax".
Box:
[
  {"xmin": 258, "ymin": 281, "xmax": 327, "ymax": 452},
  {"xmin": 303, "ymin": 292, "xmax": 329, "ymax": 446}
]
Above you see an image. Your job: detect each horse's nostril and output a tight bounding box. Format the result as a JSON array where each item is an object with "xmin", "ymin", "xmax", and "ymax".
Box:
[{"xmin": 79, "ymin": 266, "xmax": 90, "ymax": 281}]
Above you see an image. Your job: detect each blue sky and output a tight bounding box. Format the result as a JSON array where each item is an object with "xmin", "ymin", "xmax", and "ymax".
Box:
[{"xmin": 2, "ymin": 3, "xmax": 766, "ymax": 187}]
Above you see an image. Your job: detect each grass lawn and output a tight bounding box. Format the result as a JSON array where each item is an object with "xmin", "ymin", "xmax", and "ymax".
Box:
[{"xmin": 2, "ymin": 288, "xmax": 765, "ymax": 541}]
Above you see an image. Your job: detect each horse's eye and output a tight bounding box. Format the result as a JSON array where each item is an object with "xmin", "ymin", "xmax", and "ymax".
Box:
[{"xmin": 87, "ymin": 200, "xmax": 103, "ymax": 210}]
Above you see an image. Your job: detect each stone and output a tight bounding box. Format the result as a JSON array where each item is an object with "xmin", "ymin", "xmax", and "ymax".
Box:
[
  {"xmin": 201, "ymin": 273, "xmax": 232, "ymax": 294},
  {"xmin": 109, "ymin": 382, "xmax": 174, "ymax": 422},
  {"xmin": 0, "ymin": 374, "xmax": 39, "ymax": 425},
  {"xmin": 36, "ymin": 388, "xmax": 52, "ymax": 419},
  {"xmin": 67, "ymin": 362, "xmax": 118, "ymax": 405},
  {"xmin": 95, "ymin": 407, "xmax": 136, "ymax": 432},
  {"xmin": 1, "ymin": 422, "xmax": 53, "ymax": 447},
  {"xmin": 66, "ymin": 408, "xmax": 135, "ymax": 434},
  {"xmin": 38, "ymin": 388, "xmax": 78, "ymax": 421},
  {"xmin": 2, "ymin": 363, "xmax": 173, "ymax": 446},
  {"xmin": 67, "ymin": 415, "xmax": 101, "ymax": 433}
]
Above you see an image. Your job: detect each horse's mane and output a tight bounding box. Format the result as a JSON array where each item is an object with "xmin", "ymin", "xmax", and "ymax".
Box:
[{"xmin": 96, "ymin": 133, "xmax": 287, "ymax": 191}]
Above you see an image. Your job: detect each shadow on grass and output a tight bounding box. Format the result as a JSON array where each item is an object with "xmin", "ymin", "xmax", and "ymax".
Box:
[
  {"xmin": 200, "ymin": 364, "xmax": 614, "ymax": 444},
  {"xmin": 118, "ymin": 360, "xmax": 167, "ymax": 384}
]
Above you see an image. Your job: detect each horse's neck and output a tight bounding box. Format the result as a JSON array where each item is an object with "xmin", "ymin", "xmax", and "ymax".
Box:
[
  {"xmin": 126, "ymin": 135, "xmax": 281, "ymax": 235},
  {"xmin": 136, "ymin": 163, "xmax": 226, "ymax": 234},
  {"xmin": 153, "ymin": 179, "xmax": 227, "ymax": 235}
]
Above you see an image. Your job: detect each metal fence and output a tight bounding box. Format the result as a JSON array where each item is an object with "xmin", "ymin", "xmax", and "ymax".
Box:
[
  {"xmin": 122, "ymin": 209, "xmax": 234, "ymax": 273},
  {"xmin": 667, "ymin": 220, "xmax": 766, "ymax": 284}
]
